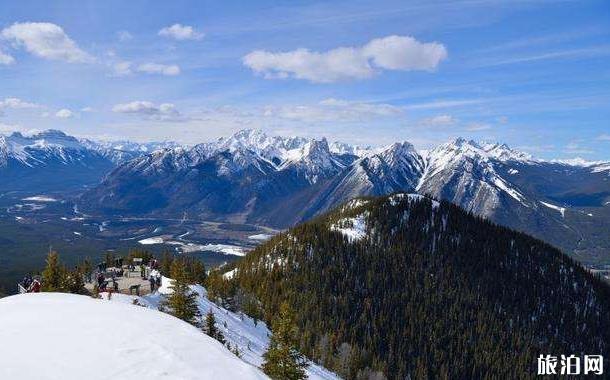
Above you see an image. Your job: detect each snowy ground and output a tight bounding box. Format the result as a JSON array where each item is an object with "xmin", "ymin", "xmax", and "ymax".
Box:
[
  {"xmin": 540, "ymin": 201, "xmax": 566, "ymax": 218},
  {"xmin": 331, "ymin": 215, "xmax": 367, "ymax": 242},
  {"xmin": 248, "ymin": 233, "xmax": 273, "ymax": 241},
  {"xmin": 0, "ymin": 293, "xmax": 267, "ymax": 380},
  {"xmin": 137, "ymin": 236, "xmax": 247, "ymax": 256},
  {"xmin": 21, "ymin": 195, "xmax": 58, "ymax": 202},
  {"xmin": 106, "ymin": 277, "xmax": 340, "ymax": 380}
]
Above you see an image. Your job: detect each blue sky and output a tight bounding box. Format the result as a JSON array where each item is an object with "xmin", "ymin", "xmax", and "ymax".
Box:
[{"xmin": 0, "ymin": 0, "xmax": 608, "ymax": 159}]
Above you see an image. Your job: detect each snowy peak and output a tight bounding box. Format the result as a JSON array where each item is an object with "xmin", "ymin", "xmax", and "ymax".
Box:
[
  {"xmin": 429, "ymin": 138, "xmax": 533, "ymax": 164},
  {"xmin": 328, "ymin": 141, "xmax": 373, "ymax": 157},
  {"xmin": 419, "ymin": 137, "xmax": 532, "ymax": 216},
  {"xmin": 215, "ymin": 129, "xmax": 274, "ymax": 155},
  {"xmin": 280, "ymin": 138, "xmax": 344, "ymax": 183},
  {"xmin": 480, "ymin": 141, "xmax": 533, "ymax": 162},
  {"xmin": 7, "ymin": 129, "xmax": 84, "ymax": 151},
  {"xmin": 378, "ymin": 141, "xmax": 422, "ymax": 167}
]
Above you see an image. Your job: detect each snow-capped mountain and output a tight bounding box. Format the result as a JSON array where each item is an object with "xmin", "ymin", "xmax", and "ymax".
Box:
[
  {"xmin": 279, "ymin": 138, "xmax": 346, "ymax": 184},
  {"xmin": 78, "ymin": 128, "xmax": 610, "ymax": 259},
  {"xmin": 418, "ymin": 138, "xmax": 532, "ymax": 217},
  {"xmin": 0, "ymin": 130, "xmax": 181, "ymax": 192}
]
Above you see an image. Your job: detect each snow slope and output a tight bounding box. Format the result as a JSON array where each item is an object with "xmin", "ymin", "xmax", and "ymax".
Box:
[
  {"xmin": 0, "ymin": 293, "xmax": 267, "ymax": 380},
  {"xmin": 108, "ymin": 278, "xmax": 340, "ymax": 380}
]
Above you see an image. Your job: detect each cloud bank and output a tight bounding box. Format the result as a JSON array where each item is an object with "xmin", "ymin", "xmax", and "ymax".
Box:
[
  {"xmin": 243, "ymin": 35, "xmax": 447, "ymax": 83},
  {"xmin": 112, "ymin": 101, "xmax": 184, "ymax": 121}
]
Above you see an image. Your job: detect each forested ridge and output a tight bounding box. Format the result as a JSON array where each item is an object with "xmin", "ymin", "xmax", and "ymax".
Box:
[{"xmin": 217, "ymin": 193, "xmax": 610, "ymax": 379}]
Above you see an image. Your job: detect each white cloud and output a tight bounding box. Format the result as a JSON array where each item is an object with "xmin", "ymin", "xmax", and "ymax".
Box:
[
  {"xmin": 362, "ymin": 35, "xmax": 448, "ymax": 71},
  {"xmin": 1, "ymin": 22, "xmax": 93, "ymax": 63},
  {"xmin": 263, "ymin": 98, "xmax": 403, "ymax": 122},
  {"xmin": 112, "ymin": 101, "xmax": 184, "ymax": 121},
  {"xmin": 136, "ymin": 63, "xmax": 181, "ymax": 76},
  {"xmin": 405, "ymin": 99, "xmax": 484, "ymax": 110},
  {"xmin": 116, "ymin": 30, "xmax": 133, "ymax": 42},
  {"xmin": 597, "ymin": 134, "xmax": 610, "ymax": 142},
  {"xmin": 158, "ymin": 24, "xmax": 204, "ymax": 41},
  {"xmin": 243, "ymin": 35, "xmax": 447, "ymax": 83},
  {"xmin": 111, "ymin": 61, "xmax": 132, "ymax": 76},
  {"xmin": 0, "ymin": 48, "xmax": 14, "ymax": 65},
  {"xmin": 465, "ymin": 122, "xmax": 491, "ymax": 131},
  {"xmin": 81, "ymin": 107, "xmax": 94, "ymax": 112},
  {"xmin": 0, "ymin": 97, "xmax": 40, "ymax": 110},
  {"xmin": 421, "ymin": 114, "xmax": 457, "ymax": 127},
  {"xmin": 55, "ymin": 109, "xmax": 74, "ymax": 119}
]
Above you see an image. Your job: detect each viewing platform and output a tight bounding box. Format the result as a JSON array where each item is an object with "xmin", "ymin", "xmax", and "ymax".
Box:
[{"xmin": 84, "ymin": 265, "xmax": 159, "ymax": 296}]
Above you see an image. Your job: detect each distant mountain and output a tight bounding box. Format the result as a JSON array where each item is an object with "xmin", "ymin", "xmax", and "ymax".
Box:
[
  {"xmin": 0, "ymin": 130, "xmax": 180, "ymax": 192},
  {"xmin": 226, "ymin": 193, "xmax": 610, "ymax": 379},
  {"xmin": 79, "ymin": 129, "xmax": 610, "ymax": 262}
]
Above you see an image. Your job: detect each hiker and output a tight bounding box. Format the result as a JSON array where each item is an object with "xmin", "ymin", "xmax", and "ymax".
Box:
[
  {"xmin": 149, "ymin": 274, "xmax": 156, "ymax": 293},
  {"xmin": 140, "ymin": 265, "xmax": 146, "ymax": 279},
  {"xmin": 155, "ymin": 272, "xmax": 162, "ymax": 288},
  {"xmin": 29, "ymin": 279, "xmax": 41, "ymax": 293},
  {"xmin": 22, "ymin": 275, "xmax": 33, "ymax": 290},
  {"xmin": 97, "ymin": 272, "xmax": 107, "ymax": 291}
]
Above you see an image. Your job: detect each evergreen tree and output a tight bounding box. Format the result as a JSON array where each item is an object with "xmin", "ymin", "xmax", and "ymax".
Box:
[
  {"xmin": 160, "ymin": 259, "xmax": 200, "ymax": 325},
  {"xmin": 204, "ymin": 309, "xmax": 218, "ymax": 337},
  {"xmin": 262, "ymin": 302, "xmax": 308, "ymax": 380},
  {"xmin": 104, "ymin": 252, "xmax": 115, "ymax": 268},
  {"xmin": 63, "ymin": 267, "xmax": 85, "ymax": 294},
  {"xmin": 185, "ymin": 257, "xmax": 206, "ymax": 285},
  {"xmin": 204, "ymin": 309, "xmax": 226, "ymax": 344},
  {"xmin": 78, "ymin": 258, "xmax": 92, "ymax": 283},
  {"xmin": 160, "ymin": 251, "xmax": 174, "ymax": 277},
  {"xmin": 41, "ymin": 251, "xmax": 66, "ymax": 292}
]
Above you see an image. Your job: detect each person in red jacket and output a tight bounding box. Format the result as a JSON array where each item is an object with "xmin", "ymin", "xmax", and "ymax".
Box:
[{"xmin": 29, "ymin": 279, "xmax": 41, "ymax": 293}]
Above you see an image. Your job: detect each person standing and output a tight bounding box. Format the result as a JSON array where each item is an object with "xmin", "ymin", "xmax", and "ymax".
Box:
[{"xmin": 149, "ymin": 274, "xmax": 156, "ymax": 293}]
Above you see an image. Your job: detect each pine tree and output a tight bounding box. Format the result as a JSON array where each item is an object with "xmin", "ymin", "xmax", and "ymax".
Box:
[
  {"xmin": 204, "ymin": 309, "xmax": 226, "ymax": 344},
  {"xmin": 160, "ymin": 259, "xmax": 200, "ymax": 325},
  {"xmin": 41, "ymin": 251, "xmax": 66, "ymax": 292},
  {"xmin": 160, "ymin": 251, "xmax": 174, "ymax": 277},
  {"xmin": 63, "ymin": 267, "xmax": 85, "ymax": 294},
  {"xmin": 78, "ymin": 258, "xmax": 92, "ymax": 283},
  {"xmin": 262, "ymin": 302, "xmax": 308, "ymax": 380},
  {"xmin": 204, "ymin": 309, "xmax": 218, "ymax": 336}
]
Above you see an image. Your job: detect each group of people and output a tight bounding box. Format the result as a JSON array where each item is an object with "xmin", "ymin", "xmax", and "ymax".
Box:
[
  {"xmin": 20, "ymin": 259, "xmax": 164, "ymax": 295},
  {"xmin": 96, "ymin": 272, "xmax": 119, "ymax": 292},
  {"xmin": 20, "ymin": 275, "xmax": 41, "ymax": 293}
]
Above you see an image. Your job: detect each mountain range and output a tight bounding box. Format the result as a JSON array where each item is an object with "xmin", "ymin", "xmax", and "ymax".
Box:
[
  {"xmin": 0, "ymin": 129, "xmax": 178, "ymax": 192},
  {"xmin": 1, "ymin": 128, "xmax": 608, "ymax": 263}
]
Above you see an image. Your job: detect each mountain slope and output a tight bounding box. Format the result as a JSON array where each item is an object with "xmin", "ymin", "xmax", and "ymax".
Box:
[
  {"xmin": 229, "ymin": 193, "xmax": 610, "ymax": 379},
  {"xmin": 106, "ymin": 277, "xmax": 340, "ymax": 380},
  {"xmin": 0, "ymin": 293, "xmax": 267, "ymax": 380}
]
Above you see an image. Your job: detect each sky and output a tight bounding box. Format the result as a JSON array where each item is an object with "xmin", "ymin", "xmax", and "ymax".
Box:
[{"xmin": 0, "ymin": 0, "xmax": 608, "ymax": 160}]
